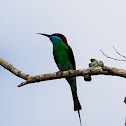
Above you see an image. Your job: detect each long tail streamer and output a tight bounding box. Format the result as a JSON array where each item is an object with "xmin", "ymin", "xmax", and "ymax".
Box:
[{"xmin": 78, "ymin": 110, "xmax": 82, "ymax": 126}]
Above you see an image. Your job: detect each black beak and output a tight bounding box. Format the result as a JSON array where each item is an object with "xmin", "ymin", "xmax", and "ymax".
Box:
[{"xmin": 37, "ymin": 33, "xmax": 51, "ymax": 38}]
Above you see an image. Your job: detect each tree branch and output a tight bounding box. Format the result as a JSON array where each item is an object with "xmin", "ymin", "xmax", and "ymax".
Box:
[
  {"xmin": 1, "ymin": 57, "xmax": 126, "ymax": 88},
  {"xmin": 125, "ymin": 116, "xmax": 126, "ymax": 126},
  {"xmin": 18, "ymin": 65, "xmax": 126, "ymax": 87},
  {"xmin": 0, "ymin": 57, "xmax": 32, "ymax": 80},
  {"xmin": 100, "ymin": 47, "xmax": 126, "ymax": 61},
  {"xmin": 113, "ymin": 46, "xmax": 126, "ymax": 59},
  {"xmin": 124, "ymin": 97, "xmax": 126, "ymax": 104}
]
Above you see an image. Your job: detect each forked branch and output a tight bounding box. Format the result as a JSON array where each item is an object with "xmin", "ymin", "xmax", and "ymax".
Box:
[{"xmin": 100, "ymin": 46, "xmax": 126, "ymax": 61}]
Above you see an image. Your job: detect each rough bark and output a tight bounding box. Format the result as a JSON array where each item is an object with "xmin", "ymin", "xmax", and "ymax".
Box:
[
  {"xmin": 1, "ymin": 57, "xmax": 126, "ymax": 88},
  {"xmin": 0, "ymin": 57, "xmax": 32, "ymax": 80}
]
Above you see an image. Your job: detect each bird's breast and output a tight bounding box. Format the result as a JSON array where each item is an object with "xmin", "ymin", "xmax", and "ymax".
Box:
[{"xmin": 53, "ymin": 43, "xmax": 72, "ymax": 71}]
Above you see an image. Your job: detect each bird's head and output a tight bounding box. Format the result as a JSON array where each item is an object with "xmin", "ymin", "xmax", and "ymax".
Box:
[{"xmin": 37, "ymin": 33, "xmax": 68, "ymax": 45}]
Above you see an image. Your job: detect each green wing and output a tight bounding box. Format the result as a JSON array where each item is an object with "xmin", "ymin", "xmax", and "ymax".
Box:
[
  {"xmin": 53, "ymin": 45, "xmax": 76, "ymax": 70},
  {"xmin": 67, "ymin": 46, "xmax": 76, "ymax": 70}
]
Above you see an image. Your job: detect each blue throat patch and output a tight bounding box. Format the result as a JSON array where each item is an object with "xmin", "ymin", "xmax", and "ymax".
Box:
[{"xmin": 50, "ymin": 36, "xmax": 62, "ymax": 44}]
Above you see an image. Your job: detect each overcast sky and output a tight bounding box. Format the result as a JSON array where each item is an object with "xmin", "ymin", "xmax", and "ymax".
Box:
[{"xmin": 0, "ymin": 0, "xmax": 126, "ymax": 126}]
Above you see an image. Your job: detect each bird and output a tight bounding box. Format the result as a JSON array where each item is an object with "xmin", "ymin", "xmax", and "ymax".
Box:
[{"xmin": 37, "ymin": 33, "xmax": 82, "ymax": 126}]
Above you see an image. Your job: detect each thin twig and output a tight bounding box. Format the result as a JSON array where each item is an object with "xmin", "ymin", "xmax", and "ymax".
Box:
[
  {"xmin": 125, "ymin": 117, "xmax": 126, "ymax": 126},
  {"xmin": 100, "ymin": 50, "xmax": 126, "ymax": 61},
  {"xmin": 113, "ymin": 46, "xmax": 126, "ymax": 59},
  {"xmin": 124, "ymin": 97, "xmax": 126, "ymax": 104}
]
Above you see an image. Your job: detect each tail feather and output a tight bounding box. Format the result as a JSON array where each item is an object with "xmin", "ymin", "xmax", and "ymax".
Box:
[
  {"xmin": 72, "ymin": 91, "xmax": 82, "ymax": 111},
  {"xmin": 78, "ymin": 110, "xmax": 82, "ymax": 126},
  {"xmin": 72, "ymin": 91, "xmax": 82, "ymax": 126}
]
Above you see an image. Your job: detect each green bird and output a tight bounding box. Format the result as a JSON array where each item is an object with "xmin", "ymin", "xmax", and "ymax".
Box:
[{"xmin": 38, "ymin": 33, "xmax": 82, "ymax": 125}]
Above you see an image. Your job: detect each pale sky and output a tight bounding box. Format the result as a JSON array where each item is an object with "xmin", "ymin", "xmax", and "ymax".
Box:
[{"xmin": 0, "ymin": 0, "xmax": 126, "ymax": 126}]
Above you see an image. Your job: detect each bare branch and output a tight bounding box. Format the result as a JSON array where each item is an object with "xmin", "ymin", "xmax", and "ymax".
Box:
[
  {"xmin": 1, "ymin": 56, "xmax": 126, "ymax": 88},
  {"xmin": 18, "ymin": 65, "xmax": 126, "ymax": 87},
  {"xmin": 0, "ymin": 57, "xmax": 32, "ymax": 80},
  {"xmin": 125, "ymin": 116, "xmax": 126, "ymax": 126},
  {"xmin": 113, "ymin": 46, "xmax": 126, "ymax": 59},
  {"xmin": 100, "ymin": 50, "xmax": 126, "ymax": 61},
  {"xmin": 124, "ymin": 97, "xmax": 126, "ymax": 104}
]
